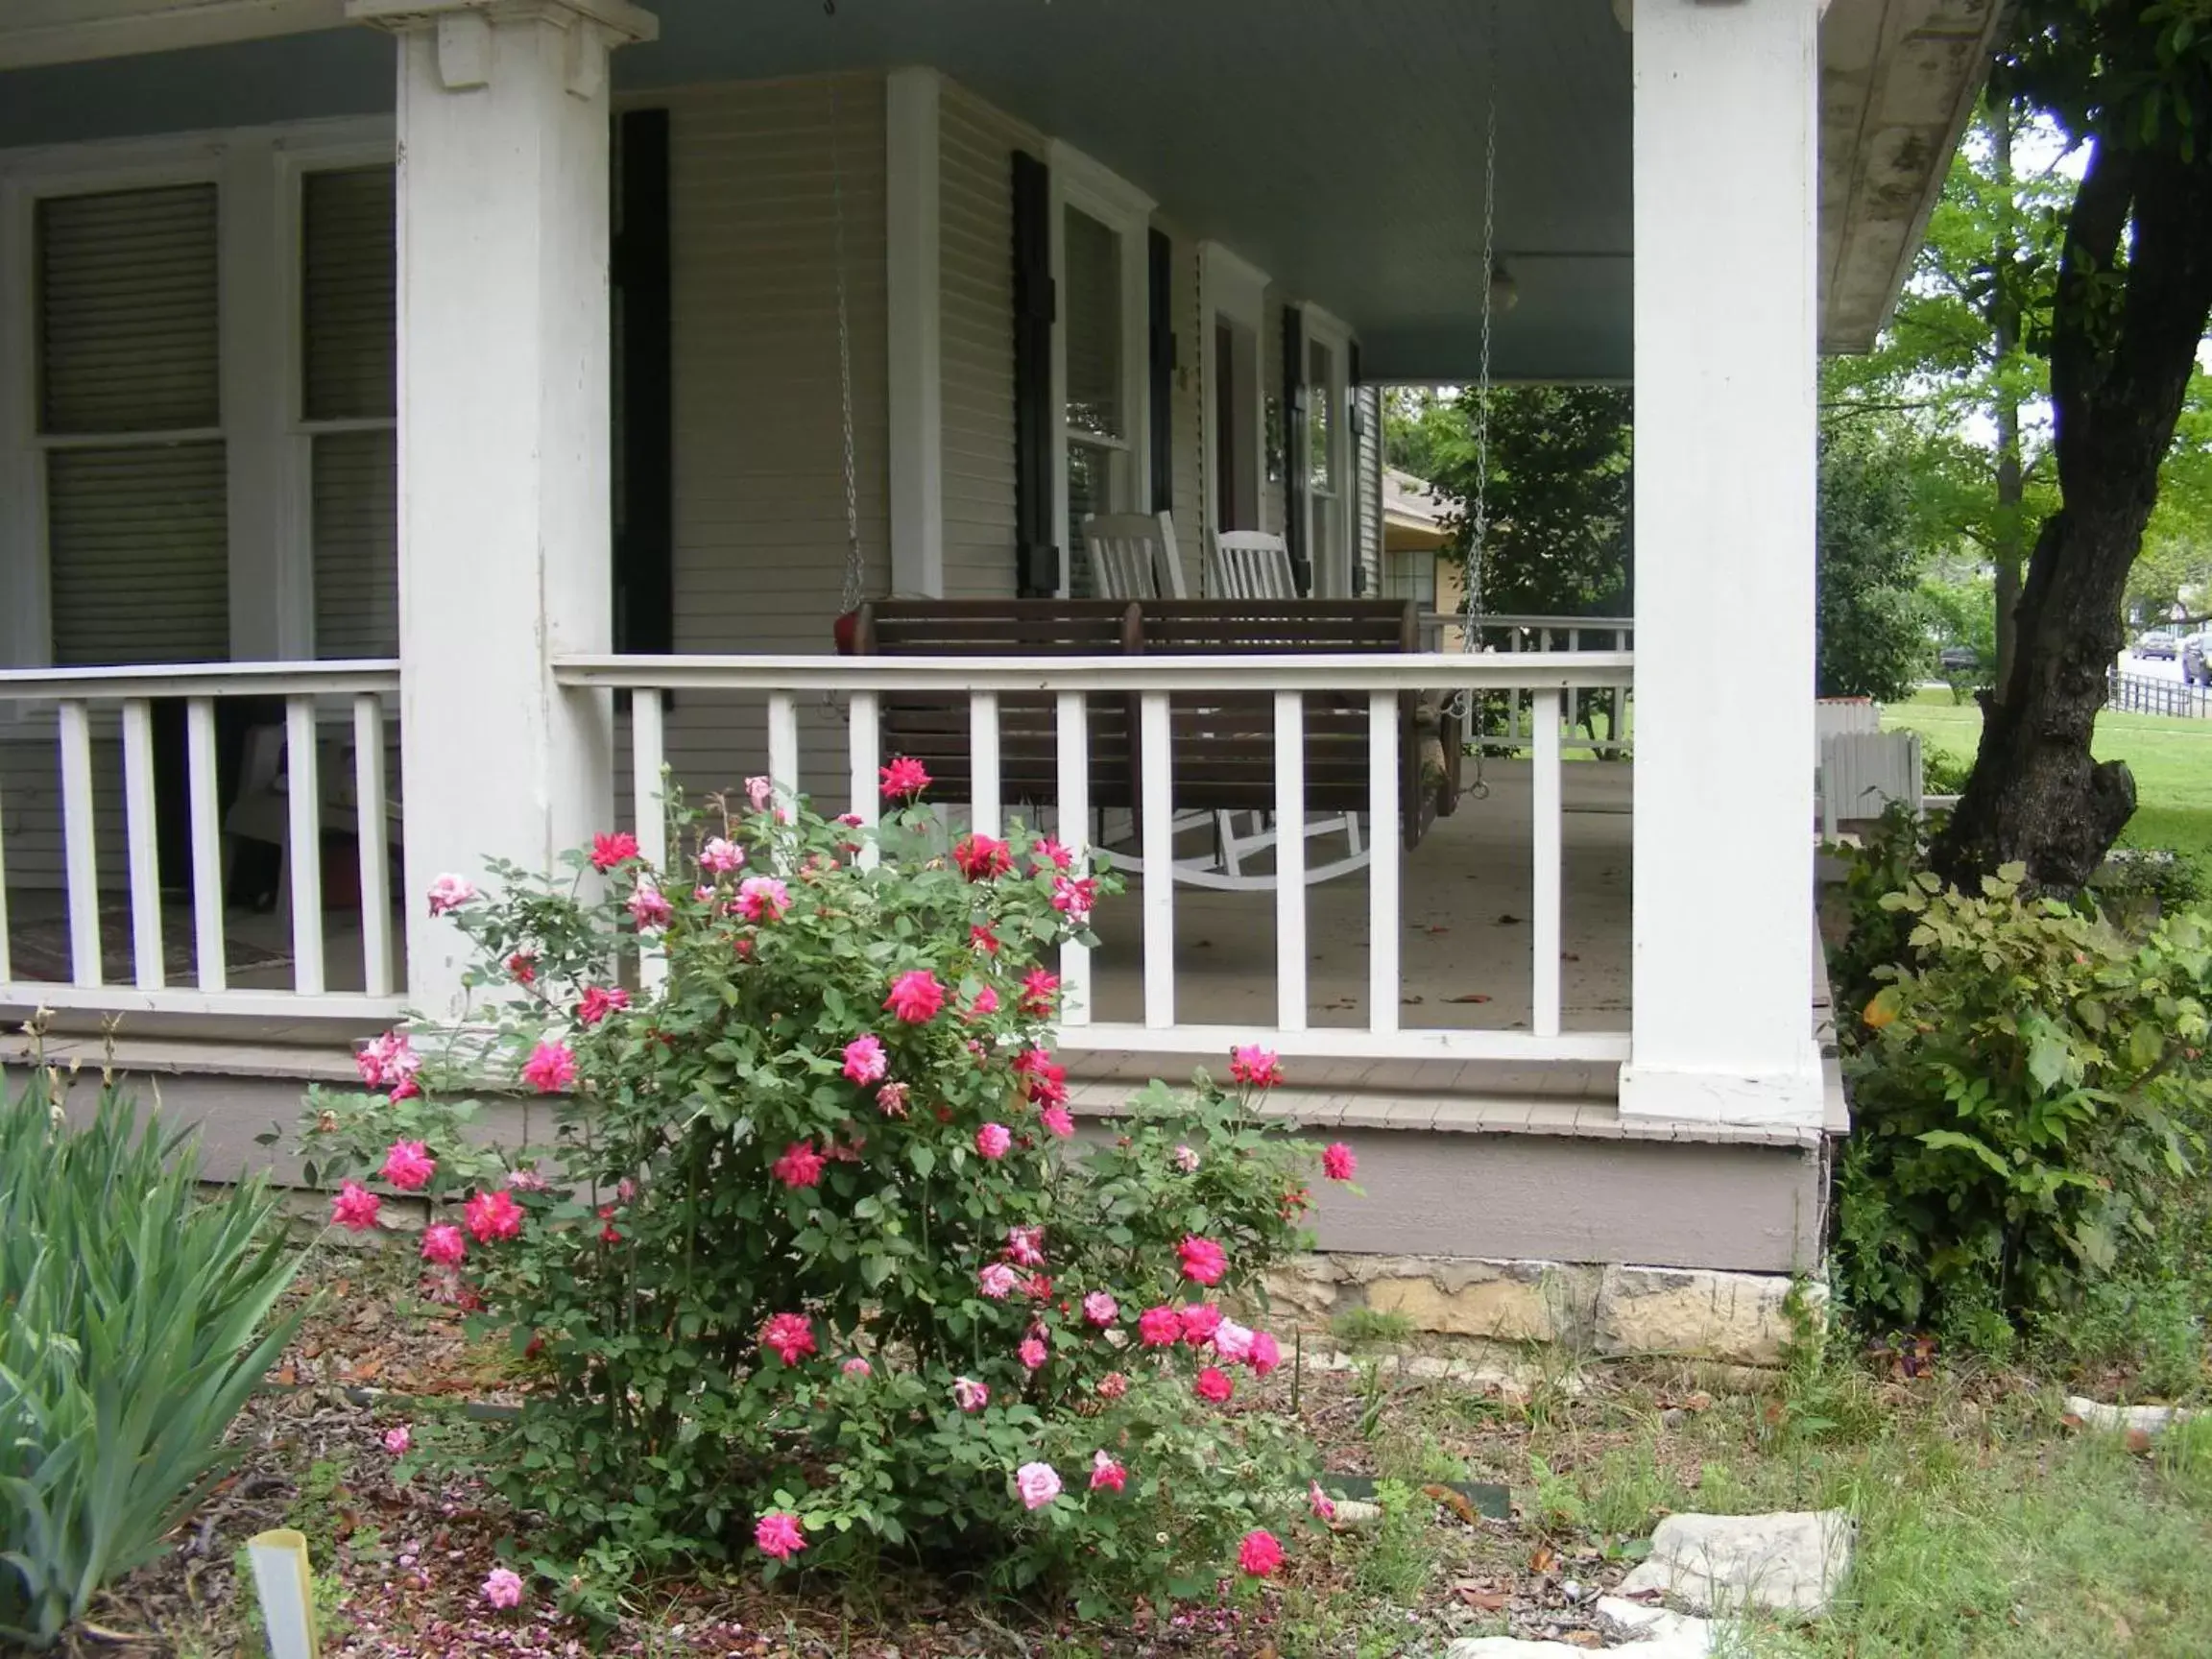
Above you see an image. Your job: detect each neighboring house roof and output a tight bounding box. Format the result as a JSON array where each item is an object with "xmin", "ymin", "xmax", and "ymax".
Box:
[{"xmin": 1384, "ymin": 469, "xmax": 1455, "ymax": 553}]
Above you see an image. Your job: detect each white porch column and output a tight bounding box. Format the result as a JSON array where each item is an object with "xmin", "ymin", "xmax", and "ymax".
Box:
[
  {"xmin": 1619, "ymin": 0, "xmax": 1825, "ymax": 1127},
  {"xmin": 885, "ymin": 65, "xmax": 944, "ymax": 597},
  {"xmin": 350, "ymin": 0, "xmax": 656, "ymax": 1015}
]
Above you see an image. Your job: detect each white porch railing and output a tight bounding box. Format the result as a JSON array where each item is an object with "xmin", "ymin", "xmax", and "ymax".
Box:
[
  {"xmin": 556, "ymin": 650, "xmax": 1635, "ymax": 1067},
  {"xmin": 0, "ymin": 661, "xmax": 403, "ymax": 1022},
  {"xmin": 1424, "ymin": 613, "xmax": 1636, "ymax": 757}
]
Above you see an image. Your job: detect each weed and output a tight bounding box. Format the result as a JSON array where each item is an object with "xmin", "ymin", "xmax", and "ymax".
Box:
[
  {"xmin": 1354, "ymin": 1479, "xmax": 1437, "ymax": 1601},
  {"xmin": 1332, "ymin": 1307, "xmax": 1418, "ymax": 1348}
]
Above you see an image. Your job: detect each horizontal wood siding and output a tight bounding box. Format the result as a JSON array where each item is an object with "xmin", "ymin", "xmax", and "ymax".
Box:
[
  {"xmin": 661, "ymin": 74, "xmax": 892, "ymax": 805},
  {"xmin": 938, "ymin": 80, "xmax": 1036, "ymax": 602}
]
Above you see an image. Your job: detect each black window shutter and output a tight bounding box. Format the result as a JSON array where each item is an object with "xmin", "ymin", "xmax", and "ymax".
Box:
[
  {"xmin": 1348, "ymin": 339, "xmax": 1366, "ymax": 594},
  {"xmin": 1012, "ymin": 150, "xmax": 1056, "ymax": 596},
  {"xmin": 612, "ymin": 108, "xmax": 672, "ymax": 654},
  {"xmin": 1147, "ymin": 227, "xmax": 1174, "ymax": 515},
  {"xmin": 1281, "ymin": 303, "xmax": 1310, "ymax": 594}
]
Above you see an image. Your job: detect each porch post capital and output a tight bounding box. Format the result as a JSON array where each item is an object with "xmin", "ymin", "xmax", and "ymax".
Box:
[{"xmin": 348, "ymin": 0, "xmax": 655, "ymax": 95}]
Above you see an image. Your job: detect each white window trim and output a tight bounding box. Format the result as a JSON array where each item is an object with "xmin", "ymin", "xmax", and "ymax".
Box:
[
  {"xmin": 1300, "ymin": 302, "xmax": 1355, "ymax": 597},
  {"xmin": 1198, "ymin": 240, "xmax": 1268, "ymax": 541},
  {"xmin": 0, "ymin": 114, "xmax": 394, "ymax": 699},
  {"xmin": 1046, "ymin": 137, "xmax": 1153, "ymax": 596}
]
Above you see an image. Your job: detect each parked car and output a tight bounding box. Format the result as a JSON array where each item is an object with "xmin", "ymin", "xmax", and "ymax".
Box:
[
  {"xmin": 2136, "ymin": 629, "xmax": 2179, "ymax": 659},
  {"xmin": 1936, "ymin": 644, "xmax": 1980, "ymax": 674},
  {"xmin": 2184, "ymin": 632, "xmax": 2212, "ymax": 685}
]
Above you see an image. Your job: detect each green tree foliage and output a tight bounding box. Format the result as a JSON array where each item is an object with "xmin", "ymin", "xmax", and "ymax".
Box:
[
  {"xmin": 1817, "ymin": 430, "xmax": 1935, "ymax": 701},
  {"xmin": 1383, "ymin": 385, "xmax": 1631, "ymax": 617}
]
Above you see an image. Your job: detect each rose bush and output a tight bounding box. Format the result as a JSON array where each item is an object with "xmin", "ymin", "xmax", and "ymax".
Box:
[{"xmin": 301, "ymin": 769, "xmax": 1348, "ymax": 1608}]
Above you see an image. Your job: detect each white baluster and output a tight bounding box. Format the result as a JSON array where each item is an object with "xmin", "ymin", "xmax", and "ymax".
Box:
[
  {"xmin": 1140, "ymin": 691, "xmax": 1174, "ymax": 1029},
  {"xmin": 1273, "ymin": 690, "xmax": 1307, "ymax": 1031},
  {"xmin": 630, "ymin": 689, "xmax": 668, "ymax": 993},
  {"xmin": 186, "ymin": 697, "xmax": 226, "ymax": 992},
  {"xmin": 354, "ymin": 693, "xmax": 394, "ymax": 998},
  {"xmin": 1532, "ymin": 686, "xmax": 1564, "ymax": 1038},
  {"xmin": 1367, "ymin": 691, "xmax": 1400, "ymax": 1035},
  {"xmin": 58, "ymin": 699, "xmax": 101, "ymax": 988},
  {"xmin": 848, "ymin": 690, "xmax": 880, "ymax": 870},
  {"xmin": 120, "ymin": 699, "xmax": 165, "ymax": 990},
  {"xmin": 970, "ymin": 691, "xmax": 1000, "ymax": 839},
  {"xmin": 767, "ymin": 692, "xmax": 800, "ymax": 806},
  {"xmin": 285, "ymin": 695, "xmax": 325, "ymax": 996},
  {"xmin": 1056, "ymin": 692, "xmax": 1091, "ymax": 1025}
]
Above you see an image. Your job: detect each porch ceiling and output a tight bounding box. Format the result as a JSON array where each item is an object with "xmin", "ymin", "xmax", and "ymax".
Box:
[{"xmin": 0, "ymin": 0, "xmax": 1997, "ymax": 379}]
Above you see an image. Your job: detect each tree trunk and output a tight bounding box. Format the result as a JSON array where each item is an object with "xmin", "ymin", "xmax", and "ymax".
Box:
[{"xmin": 1934, "ymin": 136, "xmax": 2212, "ymax": 890}]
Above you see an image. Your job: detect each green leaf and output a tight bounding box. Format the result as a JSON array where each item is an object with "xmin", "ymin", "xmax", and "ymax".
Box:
[{"xmin": 1917, "ymin": 1128, "xmax": 2010, "ymax": 1177}]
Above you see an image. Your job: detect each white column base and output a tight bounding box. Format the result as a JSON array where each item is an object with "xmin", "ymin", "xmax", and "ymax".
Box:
[{"xmin": 1618, "ymin": 1055, "xmax": 1828, "ymax": 1130}]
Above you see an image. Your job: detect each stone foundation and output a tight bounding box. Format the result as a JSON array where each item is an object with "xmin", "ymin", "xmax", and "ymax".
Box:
[{"xmin": 1267, "ymin": 1254, "xmax": 1815, "ymax": 1366}]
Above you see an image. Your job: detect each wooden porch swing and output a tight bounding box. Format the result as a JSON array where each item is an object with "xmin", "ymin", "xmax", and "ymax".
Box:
[{"xmin": 846, "ymin": 597, "xmax": 1460, "ymax": 889}]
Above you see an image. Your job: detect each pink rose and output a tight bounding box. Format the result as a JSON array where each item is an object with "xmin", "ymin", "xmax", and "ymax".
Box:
[
  {"xmin": 1030, "ymin": 836, "xmax": 1073, "ymax": 871},
  {"xmin": 1137, "ymin": 1306, "xmax": 1182, "ymax": 1348},
  {"xmin": 1248, "ymin": 1330, "xmax": 1283, "ymax": 1376},
  {"xmin": 379, "ymin": 1139, "xmax": 435, "ymax": 1191},
  {"xmin": 1194, "ymin": 1365, "xmax": 1235, "ymax": 1405},
  {"xmin": 482, "ymin": 1566, "xmax": 524, "ymax": 1609},
  {"xmin": 1096, "ymin": 1370, "xmax": 1130, "ymax": 1400},
  {"xmin": 464, "ymin": 1189, "xmax": 523, "ymax": 1243},
  {"xmin": 330, "ymin": 1181, "xmax": 380, "ymax": 1233},
  {"xmin": 842, "ymin": 1034, "xmax": 888, "ymax": 1085},
  {"xmin": 746, "ymin": 775, "xmax": 774, "ymax": 812},
  {"xmin": 520, "ymin": 1039, "xmax": 576, "ymax": 1094},
  {"xmin": 975, "ymin": 1122, "xmax": 1012, "ymax": 1160},
  {"xmin": 771, "ymin": 1141, "xmax": 826, "ymax": 1189},
  {"xmin": 878, "ymin": 756, "xmax": 932, "ymax": 799},
  {"xmin": 1229, "ymin": 1045, "xmax": 1285, "ymax": 1088},
  {"xmin": 383, "ymin": 1425, "xmax": 411, "ymax": 1455},
  {"xmin": 877, "ymin": 1081, "xmax": 911, "ymax": 1117},
  {"xmin": 884, "ymin": 969, "xmax": 946, "ymax": 1022},
  {"xmin": 627, "ymin": 880, "xmax": 672, "ymax": 930},
  {"xmin": 426, "ymin": 873, "xmax": 476, "ymax": 915},
  {"xmin": 1019, "ymin": 968, "xmax": 1060, "ymax": 1015},
  {"xmin": 1213, "ymin": 1318, "xmax": 1255, "ymax": 1363},
  {"xmin": 1018, "ymin": 1335, "xmax": 1048, "ymax": 1371},
  {"xmin": 1179, "ymin": 1235, "xmax": 1229, "ymax": 1286},
  {"xmin": 1180, "ymin": 1302, "xmax": 1223, "ymax": 1346},
  {"xmin": 978, "ymin": 1262, "xmax": 1022, "ymax": 1300},
  {"xmin": 420, "ymin": 1223, "xmax": 467, "ymax": 1265},
  {"xmin": 755, "ymin": 1510, "xmax": 805, "ymax": 1561},
  {"xmin": 1322, "ymin": 1142, "xmax": 1357, "ymax": 1181},
  {"xmin": 699, "ymin": 835, "xmax": 744, "ymax": 874},
  {"xmin": 1005, "ymin": 1225, "xmax": 1046, "ymax": 1266},
  {"xmin": 952, "ymin": 1376, "xmax": 990, "ymax": 1412},
  {"xmin": 1238, "ymin": 1528, "xmax": 1284, "ymax": 1577},
  {"xmin": 1050, "ymin": 874, "xmax": 1098, "ymax": 923},
  {"xmin": 355, "ymin": 1030, "xmax": 421, "ymax": 1090},
  {"xmin": 577, "ymin": 984, "xmax": 630, "ymax": 1026},
  {"xmin": 1015, "ymin": 1461, "xmax": 1062, "ymax": 1510},
  {"xmin": 971, "ymin": 922, "xmax": 1002, "ymax": 955},
  {"xmin": 760, "ymin": 1311, "xmax": 816, "ymax": 1366},
  {"xmin": 1173, "ymin": 1143, "xmax": 1201, "ymax": 1173},
  {"xmin": 965, "ymin": 985, "xmax": 1000, "ymax": 1020},
  {"xmin": 1082, "ymin": 1291, "xmax": 1118, "ymax": 1328},
  {"xmin": 953, "ymin": 833, "xmax": 1013, "ymax": 879},
  {"xmin": 736, "ymin": 876, "xmax": 791, "ymax": 923},
  {"xmin": 1309, "ymin": 1480, "xmax": 1337, "ymax": 1523},
  {"xmin": 589, "ymin": 830, "xmax": 639, "ymax": 872},
  {"xmin": 1089, "ymin": 1450, "xmax": 1128, "ymax": 1494},
  {"xmin": 842, "ymin": 1357, "xmax": 872, "ymax": 1377},
  {"xmin": 1040, "ymin": 1106, "xmax": 1075, "ymax": 1139}
]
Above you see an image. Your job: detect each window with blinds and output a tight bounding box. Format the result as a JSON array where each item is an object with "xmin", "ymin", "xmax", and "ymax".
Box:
[
  {"xmin": 302, "ymin": 164, "xmax": 398, "ymax": 660},
  {"xmin": 36, "ymin": 183, "xmax": 228, "ymax": 665}
]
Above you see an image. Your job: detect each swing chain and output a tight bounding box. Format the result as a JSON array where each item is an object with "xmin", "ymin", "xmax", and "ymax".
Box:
[{"xmin": 1449, "ymin": 0, "xmax": 1500, "ymax": 798}]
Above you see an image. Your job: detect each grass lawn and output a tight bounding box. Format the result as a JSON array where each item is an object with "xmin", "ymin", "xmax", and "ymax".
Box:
[
  {"xmin": 111, "ymin": 1248, "xmax": 2212, "ymax": 1658},
  {"xmin": 1884, "ymin": 688, "xmax": 2212, "ymax": 873}
]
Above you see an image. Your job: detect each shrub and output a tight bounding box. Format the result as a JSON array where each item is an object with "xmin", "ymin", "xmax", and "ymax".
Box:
[
  {"xmin": 1836, "ymin": 866, "xmax": 2212, "ymax": 1332},
  {"xmin": 301, "ymin": 776, "xmax": 1339, "ymax": 1607},
  {"xmin": 0, "ymin": 1080, "xmax": 304, "ymax": 1649}
]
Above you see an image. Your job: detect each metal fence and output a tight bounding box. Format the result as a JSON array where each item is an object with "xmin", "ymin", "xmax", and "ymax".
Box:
[{"xmin": 2107, "ymin": 667, "xmax": 2211, "ymax": 720}]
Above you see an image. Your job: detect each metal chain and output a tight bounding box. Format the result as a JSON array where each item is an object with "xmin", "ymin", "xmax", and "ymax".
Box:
[
  {"xmin": 1450, "ymin": 0, "xmax": 1500, "ymax": 796},
  {"xmin": 830, "ymin": 77, "xmax": 865, "ymax": 617}
]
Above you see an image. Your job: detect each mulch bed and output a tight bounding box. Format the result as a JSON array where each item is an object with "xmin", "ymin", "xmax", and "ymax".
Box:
[{"xmin": 80, "ymin": 1250, "xmax": 1709, "ymax": 1658}]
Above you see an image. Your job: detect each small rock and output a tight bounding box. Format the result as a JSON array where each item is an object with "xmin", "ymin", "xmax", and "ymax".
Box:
[
  {"xmin": 1616, "ymin": 1510, "xmax": 1853, "ymax": 1618},
  {"xmin": 2064, "ymin": 1396, "xmax": 2199, "ymax": 1436},
  {"xmin": 1447, "ymin": 1597, "xmax": 1716, "ymax": 1658}
]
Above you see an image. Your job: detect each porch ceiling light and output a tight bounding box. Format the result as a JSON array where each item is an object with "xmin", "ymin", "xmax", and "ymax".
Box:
[{"xmin": 1488, "ymin": 261, "xmax": 1519, "ymax": 314}]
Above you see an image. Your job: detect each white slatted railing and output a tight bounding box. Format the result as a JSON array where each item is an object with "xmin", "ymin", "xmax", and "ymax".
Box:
[
  {"xmin": 0, "ymin": 661, "xmax": 403, "ymax": 1021},
  {"xmin": 558, "ymin": 651, "xmax": 1633, "ymax": 1067}
]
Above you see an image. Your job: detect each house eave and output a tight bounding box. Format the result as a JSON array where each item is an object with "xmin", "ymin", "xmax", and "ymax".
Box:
[{"xmin": 1818, "ymin": 0, "xmax": 2006, "ymax": 355}]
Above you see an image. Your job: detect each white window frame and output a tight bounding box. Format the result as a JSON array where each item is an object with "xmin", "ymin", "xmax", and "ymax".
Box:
[
  {"xmin": 1046, "ymin": 137, "xmax": 1154, "ymax": 596},
  {"xmin": 1300, "ymin": 303, "xmax": 1355, "ymax": 597},
  {"xmin": 0, "ymin": 115, "xmax": 394, "ymax": 701},
  {"xmin": 1198, "ymin": 240, "xmax": 1268, "ymax": 542}
]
